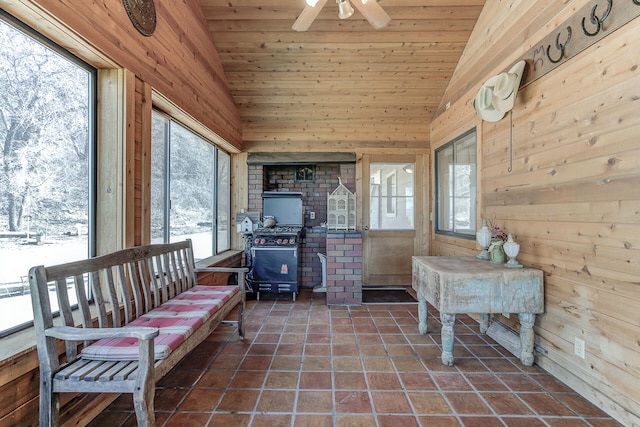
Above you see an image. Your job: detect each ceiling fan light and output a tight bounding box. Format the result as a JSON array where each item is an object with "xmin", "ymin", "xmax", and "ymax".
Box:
[
  {"xmin": 337, "ymin": 0, "xmax": 354, "ymax": 19},
  {"xmin": 306, "ymin": 0, "xmax": 319, "ymax": 6},
  {"xmin": 361, "ymin": 0, "xmax": 369, "ymax": 3}
]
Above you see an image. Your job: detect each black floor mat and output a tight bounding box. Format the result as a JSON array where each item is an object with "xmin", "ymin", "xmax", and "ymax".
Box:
[{"xmin": 362, "ymin": 288, "xmax": 417, "ymax": 304}]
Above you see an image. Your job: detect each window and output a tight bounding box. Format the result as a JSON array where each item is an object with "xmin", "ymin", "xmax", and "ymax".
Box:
[
  {"xmin": 295, "ymin": 165, "xmax": 314, "ymax": 182},
  {"xmin": 0, "ymin": 15, "xmax": 96, "ymax": 336},
  {"xmin": 151, "ymin": 110, "xmax": 230, "ymax": 260},
  {"xmin": 369, "ymin": 163, "xmax": 414, "ymax": 230},
  {"xmin": 435, "ymin": 128, "xmax": 477, "ymax": 238},
  {"xmin": 217, "ymin": 151, "xmax": 230, "ymax": 252},
  {"xmin": 385, "ymin": 171, "xmax": 397, "ymax": 217}
]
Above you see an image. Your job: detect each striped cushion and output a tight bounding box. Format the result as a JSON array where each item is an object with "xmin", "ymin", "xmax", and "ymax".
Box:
[{"xmin": 80, "ymin": 286, "xmax": 238, "ymax": 361}]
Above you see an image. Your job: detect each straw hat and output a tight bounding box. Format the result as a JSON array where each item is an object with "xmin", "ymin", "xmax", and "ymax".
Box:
[
  {"xmin": 474, "ymin": 75, "xmax": 504, "ymax": 122},
  {"xmin": 492, "ymin": 60, "xmax": 526, "ymax": 113}
]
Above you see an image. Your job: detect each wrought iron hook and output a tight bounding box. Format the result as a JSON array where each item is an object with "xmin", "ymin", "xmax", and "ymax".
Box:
[
  {"xmin": 547, "ymin": 26, "xmax": 572, "ymax": 64},
  {"xmin": 582, "ymin": 0, "xmax": 613, "ymax": 36}
]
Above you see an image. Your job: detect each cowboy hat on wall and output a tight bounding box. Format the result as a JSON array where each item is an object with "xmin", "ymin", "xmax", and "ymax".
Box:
[{"xmin": 474, "ymin": 60, "xmax": 526, "ymax": 122}]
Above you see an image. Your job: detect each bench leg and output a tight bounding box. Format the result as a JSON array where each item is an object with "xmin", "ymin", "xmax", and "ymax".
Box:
[
  {"xmin": 40, "ymin": 377, "xmax": 60, "ymax": 427},
  {"xmin": 238, "ymin": 304, "xmax": 245, "ymax": 339},
  {"xmin": 133, "ymin": 340, "xmax": 156, "ymax": 427},
  {"xmin": 133, "ymin": 387, "xmax": 155, "ymax": 427}
]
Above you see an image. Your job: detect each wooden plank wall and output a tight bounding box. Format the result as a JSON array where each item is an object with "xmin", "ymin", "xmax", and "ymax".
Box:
[
  {"xmin": 1, "ymin": 0, "xmax": 242, "ymax": 150},
  {"xmin": 0, "ymin": 1, "xmax": 243, "ymax": 425},
  {"xmin": 430, "ymin": 0, "xmax": 640, "ymax": 424}
]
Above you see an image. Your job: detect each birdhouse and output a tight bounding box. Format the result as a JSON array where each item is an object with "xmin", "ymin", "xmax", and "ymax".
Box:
[
  {"xmin": 327, "ymin": 177, "xmax": 356, "ymax": 231},
  {"xmin": 237, "ymin": 216, "xmax": 255, "ymax": 234}
]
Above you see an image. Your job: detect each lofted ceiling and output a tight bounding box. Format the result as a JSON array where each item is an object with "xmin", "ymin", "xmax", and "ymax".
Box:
[{"xmin": 197, "ymin": 0, "xmax": 486, "ymax": 151}]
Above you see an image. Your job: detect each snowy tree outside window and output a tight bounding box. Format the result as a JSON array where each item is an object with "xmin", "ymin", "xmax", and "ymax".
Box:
[{"xmin": 0, "ymin": 17, "xmax": 95, "ymax": 335}]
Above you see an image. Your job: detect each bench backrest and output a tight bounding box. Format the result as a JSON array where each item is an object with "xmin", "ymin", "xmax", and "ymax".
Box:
[{"xmin": 29, "ymin": 239, "xmax": 197, "ymax": 363}]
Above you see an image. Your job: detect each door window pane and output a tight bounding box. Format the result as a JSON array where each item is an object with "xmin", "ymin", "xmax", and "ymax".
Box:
[{"xmin": 370, "ymin": 163, "xmax": 414, "ymax": 230}]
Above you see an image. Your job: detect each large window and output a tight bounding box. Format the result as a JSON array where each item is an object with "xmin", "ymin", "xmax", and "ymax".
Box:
[
  {"xmin": 0, "ymin": 15, "xmax": 96, "ymax": 336},
  {"xmin": 216, "ymin": 151, "xmax": 230, "ymax": 252},
  {"xmin": 151, "ymin": 111, "xmax": 230, "ymax": 260},
  {"xmin": 435, "ymin": 128, "xmax": 477, "ymax": 238}
]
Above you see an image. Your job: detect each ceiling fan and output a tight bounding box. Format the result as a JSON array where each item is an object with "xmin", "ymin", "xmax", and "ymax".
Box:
[{"xmin": 292, "ymin": 0, "xmax": 391, "ymax": 32}]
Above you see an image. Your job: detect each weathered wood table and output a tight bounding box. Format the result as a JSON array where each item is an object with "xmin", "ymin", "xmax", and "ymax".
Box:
[{"xmin": 412, "ymin": 256, "xmax": 544, "ymax": 366}]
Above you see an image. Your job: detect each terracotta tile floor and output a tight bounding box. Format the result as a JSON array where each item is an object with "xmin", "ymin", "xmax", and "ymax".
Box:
[{"xmin": 89, "ymin": 289, "xmax": 623, "ymax": 427}]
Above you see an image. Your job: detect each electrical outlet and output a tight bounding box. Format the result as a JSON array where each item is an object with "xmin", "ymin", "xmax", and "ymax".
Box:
[
  {"xmin": 574, "ymin": 337, "xmax": 586, "ymax": 359},
  {"xmin": 310, "ymin": 212, "xmax": 315, "ymax": 219}
]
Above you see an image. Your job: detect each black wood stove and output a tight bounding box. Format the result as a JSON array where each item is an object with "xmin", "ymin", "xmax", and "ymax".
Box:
[{"xmin": 249, "ymin": 192, "xmax": 304, "ymax": 301}]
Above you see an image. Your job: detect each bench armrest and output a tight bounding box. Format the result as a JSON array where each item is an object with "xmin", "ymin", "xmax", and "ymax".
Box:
[{"xmin": 45, "ymin": 325, "xmax": 159, "ymax": 341}]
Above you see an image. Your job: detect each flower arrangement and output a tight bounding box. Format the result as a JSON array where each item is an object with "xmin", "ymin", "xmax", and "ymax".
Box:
[{"xmin": 487, "ymin": 217, "xmax": 508, "ymax": 241}]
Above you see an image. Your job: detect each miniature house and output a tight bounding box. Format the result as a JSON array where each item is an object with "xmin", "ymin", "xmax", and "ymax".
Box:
[
  {"xmin": 236, "ymin": 212, "xmax": 260, "ymax": 234},
  {"xmin": 327, "ymin": 178, "xmax": 356, "ymax": 231}
]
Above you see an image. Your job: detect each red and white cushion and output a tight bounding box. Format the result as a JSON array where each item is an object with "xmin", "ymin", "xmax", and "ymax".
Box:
[{"xmin": 80, "ymin": 286, "xmax": 238, "ymax": 361}]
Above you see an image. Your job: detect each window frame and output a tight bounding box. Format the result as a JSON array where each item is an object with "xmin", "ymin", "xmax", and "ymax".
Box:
[
  {"xmin": 0, "ymin": 12, "xmax": 97, "ymax": 337},
  {"xmin": 294, "ymin": 165, "xmax": 315, "ymax": 182},
  {"xmin": 434, "ymin": 127, "xmax": 477, "ymax": 240},
  {"xmin": 150, "ymin": 109, "xmax": 231, "ymax": 260}
]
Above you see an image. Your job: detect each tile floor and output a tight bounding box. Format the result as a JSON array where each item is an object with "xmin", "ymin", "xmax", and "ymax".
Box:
[{"xmin": 89, "ymin": 289, "xmax": 623, "ymax": 427}]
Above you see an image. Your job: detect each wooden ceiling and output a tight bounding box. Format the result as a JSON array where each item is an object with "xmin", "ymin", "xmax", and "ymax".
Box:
[{"xmin": 197, "ymin": 0, "xmax": 485, "ymax": 151}]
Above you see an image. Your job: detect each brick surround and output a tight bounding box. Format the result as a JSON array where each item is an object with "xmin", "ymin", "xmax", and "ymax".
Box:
[
  {"xmin": 325, "ymin": 232, "xmax": 363, "ymax": 305},
  {"xmin": 247, "ymin": 163, "xmax": 357, "ymax": 290}
]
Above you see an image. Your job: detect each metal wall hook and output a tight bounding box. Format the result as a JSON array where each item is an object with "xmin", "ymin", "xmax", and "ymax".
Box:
[
  {"xmin": 582, "ymin": 0, "xmax": 612, "ymax": 36},
  {"xmin": 547, "ymin": 26, "xmax": 572, "ymax": 64}
]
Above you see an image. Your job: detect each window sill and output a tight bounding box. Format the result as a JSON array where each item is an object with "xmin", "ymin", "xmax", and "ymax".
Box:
[{"xmin": 195, "ymin": 249, "xmax": 243, "ymax": 269}]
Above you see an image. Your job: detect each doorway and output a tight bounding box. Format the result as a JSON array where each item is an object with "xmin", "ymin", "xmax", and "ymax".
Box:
[{"xmin": 362, "ymin": 154, "xmax": 427, "ymax": 288}]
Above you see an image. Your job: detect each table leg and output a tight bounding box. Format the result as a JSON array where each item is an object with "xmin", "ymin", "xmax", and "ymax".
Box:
[
  {"xmin": 440, "ymin": 312, "xmax": 456, "ymax": 366},
  {"xmin": 518, "ymin": 312, "xmax": 536, "ymax": 366},
  {"xmin": 418, "ymin": 295, "xmax": 428, "ymax": 334},
  {"xmin": 479, "ymin": 313, "xmax": 490, "ymax": 334}
]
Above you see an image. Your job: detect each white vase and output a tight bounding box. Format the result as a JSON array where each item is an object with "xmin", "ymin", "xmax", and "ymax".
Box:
[
  {"xmin": 503, "ymin": 233, "xmax": 522, "ymax": 268},
  {"xmin": 475, "ymin": 219, "xmax": 492, "ymax": 260}
]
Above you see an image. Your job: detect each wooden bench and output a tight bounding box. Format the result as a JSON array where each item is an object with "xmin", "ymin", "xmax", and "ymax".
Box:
[{"xmin": 29, "ymin": 239, "xmax": 247, "ymax": 427}]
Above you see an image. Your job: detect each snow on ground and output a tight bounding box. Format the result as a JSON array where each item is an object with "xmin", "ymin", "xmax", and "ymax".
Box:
[
  {"xmin": 0, "ymin": 236, "xmax": 87, "ymax": 331},
  {"xmin": 0, "ymin": 231, "xmax": 225, "ymax": 332}
]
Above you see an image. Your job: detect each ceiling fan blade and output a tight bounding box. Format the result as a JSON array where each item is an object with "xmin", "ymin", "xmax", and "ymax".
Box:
[
  {"xmin": 292, "ymin": 0, "xmax": 329, "ymax": 32},
  {"xmin": 352, "ymin": 0, "xmax": 391, "ymax": 29}
]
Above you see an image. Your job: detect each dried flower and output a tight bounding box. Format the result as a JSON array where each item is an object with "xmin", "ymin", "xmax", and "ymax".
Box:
[{"xmin": 487, "ymin": 217, "xmax": 508, "ymax": 242}]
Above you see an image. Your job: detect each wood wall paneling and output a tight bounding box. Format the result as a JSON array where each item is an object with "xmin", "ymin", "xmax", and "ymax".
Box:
[
  {"xmin": 0, "ymin": 2, "xmax": 243, "ymax": 425},
  {"xmin": 430, "ymin": 0, "xmax": 640, "ymax": 423},
  {"xmin": 140, "ymin": 81, "xmax": 153, "ymax": 246},
  {"xmin": 96, "ymin": 68, "xmax": 128, "ymax": 256}
]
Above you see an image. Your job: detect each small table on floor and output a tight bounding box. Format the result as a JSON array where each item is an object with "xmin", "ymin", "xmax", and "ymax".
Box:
[{"xmin": 411, "ymin": 256, "xmax": 544, "ymax": 366}]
